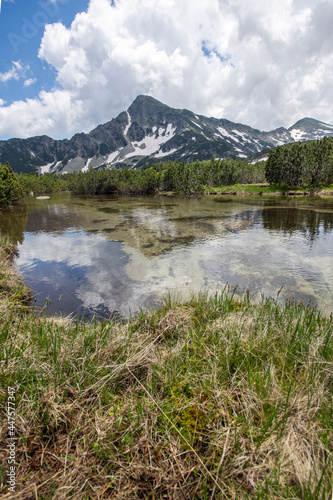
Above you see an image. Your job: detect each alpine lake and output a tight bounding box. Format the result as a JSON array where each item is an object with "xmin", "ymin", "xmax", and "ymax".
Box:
[{"xmin": 1, "ymin": 193, "xmax": 333, "ymax": 320}]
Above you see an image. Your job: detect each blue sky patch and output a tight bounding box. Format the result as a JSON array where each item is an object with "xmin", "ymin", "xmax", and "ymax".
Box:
[
  {"xmin": 0, "ymin": 0, "xmax": 89, "ymax": 106},
  {"xmin": 201, "ymin": 40, "xmax": 231, "ymax": 65}
]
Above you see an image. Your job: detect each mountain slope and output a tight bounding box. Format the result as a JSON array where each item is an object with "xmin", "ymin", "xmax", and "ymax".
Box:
[{"xmin": 1, "ymin": 95, "xmax": 333, "ymax": 174}]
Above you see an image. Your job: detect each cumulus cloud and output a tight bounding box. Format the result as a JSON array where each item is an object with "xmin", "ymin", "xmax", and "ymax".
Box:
[
  {"xmin": 0, "ymin": 89, "xmax": 87, "ymax": 138},
  {"xmin": 0, "ymin": 0, "xmax": 332, "ymax": 139}
]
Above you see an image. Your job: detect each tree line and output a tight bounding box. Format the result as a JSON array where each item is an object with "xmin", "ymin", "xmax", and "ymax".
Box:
[{"xmin": 14, "ymin": 157, "xmax": 265, "ymax": 197}]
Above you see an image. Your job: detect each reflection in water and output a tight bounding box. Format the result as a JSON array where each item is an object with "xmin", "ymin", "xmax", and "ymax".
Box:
[
  {"xmin": 262, "ymin": 206, "xmax": 333, "ymax": 243},
  {"xmin": 0, "ymin": 203, "xmax": 28, "ymax": 244},
  {"xmin": 0, "ymin": 193, "xmax": 332, "ymax": 318},
  {"xmin": 19, "ymin": 232, "xmax": 131, "ymax": 319}
]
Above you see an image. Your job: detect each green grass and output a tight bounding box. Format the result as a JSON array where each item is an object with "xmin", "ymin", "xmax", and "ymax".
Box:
[
  {"xmin": 0, "ymin": 237, "xmax": 333, "ymax": 499},
  {"xmin": 0, "ymin": 235, "xmax": 32, "ymax": 309},
  {"xmin": 204, "ymin": 183, "xmax": 277, "ymax": 195},
  {"xmin": 204, "ymin": 183, "xmax": 333, "ymax": 197}
]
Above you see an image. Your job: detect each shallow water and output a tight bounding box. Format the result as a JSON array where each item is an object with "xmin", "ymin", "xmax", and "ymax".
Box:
[{"xmin": 1, "ymin": 193, "xmax": 333, "ymax": 318}]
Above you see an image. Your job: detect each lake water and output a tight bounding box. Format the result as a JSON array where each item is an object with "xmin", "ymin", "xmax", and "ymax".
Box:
[{"xmin": 1, "ymin": 193, "xmax": 333, "ymax": 318}]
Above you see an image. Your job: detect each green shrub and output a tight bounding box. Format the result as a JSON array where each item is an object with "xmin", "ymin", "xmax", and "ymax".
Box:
[
  {"xmin": 265, "ymin": 137, "xmax": 333, "ymax": 187},
  {"xmin": 17, "ymin": 172, "xmax": 69, "ymax": 195},
  {"xmin": 0, "ymin": 162, "xmax": 23, "ymax": 207},
  {"xmin": 15, "ymin": 158, "xmax": 267, "ymax": 198}
]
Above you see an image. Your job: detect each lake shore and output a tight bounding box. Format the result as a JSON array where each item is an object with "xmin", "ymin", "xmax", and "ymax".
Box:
[
  {"xmin": 202, "ymin": 184, "xmax": 333, "ymax": 197},
  {"xmin": 155, "ymin": 183, "xmax": 333, "ymax": 199},
  {"xmin": 0, "ymin": 234, "xmax": 332, "ymax": 499}
]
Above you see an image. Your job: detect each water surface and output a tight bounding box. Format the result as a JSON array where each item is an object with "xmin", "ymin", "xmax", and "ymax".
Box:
[{"xmin": 1, "ymin": 193, "xmax": 333, "ymax": 318}]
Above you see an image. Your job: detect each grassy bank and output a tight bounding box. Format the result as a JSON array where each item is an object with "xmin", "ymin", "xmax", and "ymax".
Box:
[
  {"xmin": 0, "ymin": 236, "xmax": 333, "ymax": 499},
  {"xmin": 203, "ymin": 183, "xmax": 333, "ymax": 197}
]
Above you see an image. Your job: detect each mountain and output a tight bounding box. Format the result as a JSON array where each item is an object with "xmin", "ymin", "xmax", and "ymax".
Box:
[{"xmin": 1, "ymin": 95, "xmax": 333, "ymax": 174}]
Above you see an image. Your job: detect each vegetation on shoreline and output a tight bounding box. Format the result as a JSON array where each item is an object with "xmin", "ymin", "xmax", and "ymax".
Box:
[
  {"xmin": 266, "ymin": 136, "xmax": 333, "ymax": 187},
  {"xmin": 17, "ymin": 172, "xmax": 69, "ymax": 196},
  {"xmin": 15, "ymin": 157, "xmax": 266, "ymax": 197},
  {"xmin": 203, "ymin": 183, "xmax": 333, "ymax": 197},
  {"xmin": 1, "ymin": 235, "xmax": 332, "ymax": 499},
  {"xmin": 0, "ymin": 163, "xmax": 23, "ymax": 208}
]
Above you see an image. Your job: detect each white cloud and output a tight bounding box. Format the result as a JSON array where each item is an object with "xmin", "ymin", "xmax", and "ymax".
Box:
[
  {"xmin": 0, "ymin": 61, "xmax": 25, "ymax": 83},
  {"xmin": 0, "ymin": 89, "xmax": 87, "ymax": 139},
  {"xmin": 24, "ymin": 78, "xmax": 37, "ymax": 87},
  {"xmin": 0, "ymin": 0, "xmax": 333, "ymax": 139}
]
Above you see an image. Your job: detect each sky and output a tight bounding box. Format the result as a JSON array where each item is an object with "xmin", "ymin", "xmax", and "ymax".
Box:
[{"xmin": 0, "ymin": 0, "xmax": 332, "ymax": 140}]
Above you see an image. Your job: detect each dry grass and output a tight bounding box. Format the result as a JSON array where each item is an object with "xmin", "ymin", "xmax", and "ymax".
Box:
[
  {"xmin": 0, "ymin": 235, "xmax": 31, "ymax": 308},
  {"xmin": 0, "ymin": 237, "xmax": 332, "ymax": 499}
]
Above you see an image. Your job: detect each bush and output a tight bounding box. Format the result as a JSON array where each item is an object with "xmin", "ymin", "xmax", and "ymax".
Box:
[
  {"xmin": 0, "ymin": 163, "xmax": 23, "ymax": 207},
  {"xmin": 265, "ymin": 137, "xmax": 333, "ymax": 187},
  {"xmin": 17, "ymin": 172, "xmax": 69, "ymax": 195}
]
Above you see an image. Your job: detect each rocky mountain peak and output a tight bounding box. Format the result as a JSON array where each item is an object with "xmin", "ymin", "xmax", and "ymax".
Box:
[
  {"xmin": 288, "ymin": 117, "xmax": 333, "ymax": 142},
  {"xmin": 1, "ymin": 96, "xmax": 333, "ymax": 174}
]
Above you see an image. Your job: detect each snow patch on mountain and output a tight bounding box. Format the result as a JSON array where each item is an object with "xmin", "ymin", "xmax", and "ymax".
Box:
[
  {"xmin": 232, "ymin": 130, "xmax": 255, "ymax": 144},
  {"xmin": 290, "ymin": 129, "xmax": 306, "ymax": 141},
  {"xmin": 40, "ymin": 162, "xmax": 54, "ymax": 174},
  {"xmin": 317, "ymin": 128, "xmax": 333, "ymax": 135},
  {"xmin": 124, "ymin": 111, "xmax": 132, "ymax": 137},
  {"xmin": 155, "ymin": 147, "xmax": 179, "ymax": 158},
  {"xmin": 250, "ymin": 155, "xmax": 269, "ymax": 164},
  {"xmin": 216, "ymin": 127, "xmax": 234, "ymax": 139},
  {"xmin": 191, "ymin": 120, "xmax": 202, "ymax": 129},
  {"xmin": 123, "ymin": 124, "xmax": 176, "ymax": 159},
  {"xmin": 268, "ymin": 134, "xmax": 288, "ymax": 146},
  {"xmin": 82, "ymin": 158, "xmax": 93, "ymax": 172},
  {"xmin": 216, "ymin": 127, "xmax": 242, "ymax": 143},
  {"xmin": 107, "ymin": 150, "xmax": 121, "ymax": 164},
  {"xmin": 319, "ymin": 122, "xmax": 333, "ymax": 129}
]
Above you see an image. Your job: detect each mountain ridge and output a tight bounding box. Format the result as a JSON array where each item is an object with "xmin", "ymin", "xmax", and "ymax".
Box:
[{"xmin": 1, "ymin": 95, "xmax": 333, "ymax": 174}]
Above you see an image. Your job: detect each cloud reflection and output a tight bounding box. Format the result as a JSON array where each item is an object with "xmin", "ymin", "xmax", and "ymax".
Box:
[{"xmin": 14, "ymin": 200, "xmax": 333, "ymax": 318}]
